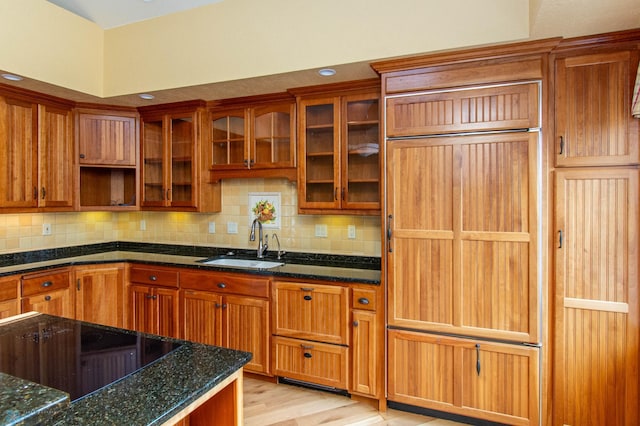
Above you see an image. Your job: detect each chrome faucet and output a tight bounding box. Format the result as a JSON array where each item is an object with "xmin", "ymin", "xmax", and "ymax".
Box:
[
  {"xmin": 272, "ymin": 233, "xmax": 285, "ymax": 260},
  {"xmin": 250, "ymin": 218, "xmax": 268, "ymax": 258}
]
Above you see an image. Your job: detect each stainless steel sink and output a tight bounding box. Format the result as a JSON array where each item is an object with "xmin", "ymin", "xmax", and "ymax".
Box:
[{"xmin": 199, "ymin": 258, "xmax": 284, "ymax": 269}]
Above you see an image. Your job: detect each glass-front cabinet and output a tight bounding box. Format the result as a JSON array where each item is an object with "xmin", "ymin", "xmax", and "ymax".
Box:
[
  {"xmin": 297, "ymin": 87, "xmax": 380, "ymax": 215},
  {"xmin": 141, "ymin": 109, "xmax": 199, "ymax": 209},
  {"xmin": 209, "ymin": 97, "xmax": 296, "ymax": 181}
]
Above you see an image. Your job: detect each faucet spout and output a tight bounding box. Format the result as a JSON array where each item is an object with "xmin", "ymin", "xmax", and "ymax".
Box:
[{"xmin": 250, "ymin": 218, "xmax": 268, "ymax": 258}]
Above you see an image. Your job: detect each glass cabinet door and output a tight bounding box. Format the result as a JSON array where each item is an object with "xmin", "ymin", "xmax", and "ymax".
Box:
[
  {"xmin": 342, "ymin": 96, "xmax": 380, "ymax": 209},
  {"xmin": 211, "ymin": 111, "xmax": 246, "ymax": 169},
  {"xmin": 300, "ymin": 99, "xmax": 340, "ymax": 208},
  {"xmin": 253, "ymin": 103, "xmax": 295, "ymax": 168},
  {"xmin": 142, "ymin": 118, "xmax": 165, "ymax": 205},
  {"xmin": 170, "ymin": 116, "xmax": 195, "ymax": 206}
]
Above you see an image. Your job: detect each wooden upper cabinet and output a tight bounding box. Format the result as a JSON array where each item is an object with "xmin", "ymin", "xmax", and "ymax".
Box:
[
  {"xmin": 38, "ymin": 104, "xmax": 74, "ymax": 208},
  {"xmin": 555, "ymin": 50, "xmax": 639, "ymax": 166},
  {"xmin": 77, "ymin": 111, "xmax": 137, "ymax": 166},
  {"xmin": 297, "ymin": 90, "xmax": 381, "ymax": 214},
  {"xmin": 209, "ymin": 98, "xmax": 296, "ymax": 181},
  {"xmin": 386, "ymin": 82, "xmax": 540, "ymax": 138},
  {"xmin": 141, "ymin": 110, "xmax": 198, "ymax": 209},
  {"xmin": 0, "ymin": 96, "xmax": 38, "ymax": 208}
]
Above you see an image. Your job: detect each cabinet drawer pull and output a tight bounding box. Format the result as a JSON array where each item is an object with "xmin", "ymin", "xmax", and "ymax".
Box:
[
  {"xmin": 559, "ymin": 135, "xmax": 564, "ymax": 155},
  {"xmin": 357, "ymin": 297, "xmax": 370, "ymax": 305},
  {"xmin": 44, "ymin": 295, "xmax": 51, "ymax": 301},
  {"xmin": 145, "ymin": 294, "xmax": 157, "ymax": 300},
  {"xmin": 149, "ymin": 275, "xmax": 157, "ymax": 281},
  {"xmin": 41, "ymin": 281, "xmax": 53, "ymax": 288},
  {"xmin": 303, "ymin": 295, "xmax": 312, "ymax": 301},
  {"xmin": 217, "ymin": 282, "xmax": 226, "ymax": 288},
  {"xmin": 300, "ymin": 287, "xmax": 314, "ymax": 292},
  {"xmin": 215, "ymin": 303, "xmax": 227, "ymax": 309},
  {"xmin": 476, "ymin": 343, "xmax": 481, "ymax": 376},
  {"xmin": 300, "ymin": 344, "xmax": 314, "ymax": 350},
  {"xmin": 303, "ymin": 352, "xmax": 313, "ymax": 359}
]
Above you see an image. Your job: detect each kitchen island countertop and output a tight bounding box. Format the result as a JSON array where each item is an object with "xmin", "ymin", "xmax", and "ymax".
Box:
[{"xmin": 0, "ymin": 313, "xmax": 250, "ymax": 426}]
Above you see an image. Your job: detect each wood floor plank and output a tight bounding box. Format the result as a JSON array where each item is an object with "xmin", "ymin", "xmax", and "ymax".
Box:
[{"xmin": 243, "ymin": 378, "xmax": 465, "ymax": 426}]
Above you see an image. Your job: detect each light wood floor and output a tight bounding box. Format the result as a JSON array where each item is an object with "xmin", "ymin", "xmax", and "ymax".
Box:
[{"xmin": 243, "ymin": 377, "xmax": 467, "ymax": 426}]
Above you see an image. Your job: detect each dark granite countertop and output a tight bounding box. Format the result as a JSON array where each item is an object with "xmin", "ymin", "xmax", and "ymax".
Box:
[
  {"xmin": 0, "ymin": 242, "xmax": 381, "ymax": 284},
  {"xmin": 0, "ymin": 314, "xmax": 251, "ymax": 426}
]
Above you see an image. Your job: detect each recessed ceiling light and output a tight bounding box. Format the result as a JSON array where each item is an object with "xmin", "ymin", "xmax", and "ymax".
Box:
[
  {"xmin": 139, "ymin": 93, "xmax": 155, "ymax": 100},
  {"xmin": 318, "ymin": 68, "xmax": 336, "ymax": 77},
  {"xmin": 1, "ymin": 73, "xmax": 23, "ymax": 81}
]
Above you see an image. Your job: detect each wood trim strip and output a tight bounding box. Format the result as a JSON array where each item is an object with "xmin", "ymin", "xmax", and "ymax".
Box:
[{"xmin": 564, "ymin": 297, "xmax": 629, "ymax": 313}]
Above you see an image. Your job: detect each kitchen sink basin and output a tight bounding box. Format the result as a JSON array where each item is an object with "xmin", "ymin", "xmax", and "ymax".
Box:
[{"xmin": 199, "ymin": 258, "xmax": 284, "ymax": 269}]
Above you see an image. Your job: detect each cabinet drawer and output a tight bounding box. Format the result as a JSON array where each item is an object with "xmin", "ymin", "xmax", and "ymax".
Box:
[
  {"xmin": 386, "ymin": 82, "xmax": 539, "ymax": 137},
  {"xmin": 181, "ymin": 271, "xmax": 269, "ymax": 298},
  {"xmin": 22, "ymin": 269, "xmax": 70, "ymax": 297},
  {"xmin": 129, "ymin": 266, "xmax": 178, "ymax": 288},
  {"xmin": 352, "ymin": 288, "xmax": 376, "ymax": 311},
  {"xmin": 273, "ymin": 281, "xmax": 349, "ymax": 345},
  {"xmin": 274, "ymin": 336, "xmax": 348, "ymax": 390},
  {"xmin": 0, "ymin": 277, "xmax": 18, "ymax": 302}
]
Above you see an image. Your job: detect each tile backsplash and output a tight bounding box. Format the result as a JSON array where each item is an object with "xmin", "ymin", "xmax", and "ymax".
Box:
[{"xmin": 0, "ymin": 179, "xmax": 382, "ymax": 257}]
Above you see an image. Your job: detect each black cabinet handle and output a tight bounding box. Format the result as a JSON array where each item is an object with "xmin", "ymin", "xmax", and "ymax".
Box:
[
  {"xmin": 387, "ymin": 215, "xmax": 393, "ymax": 253},
  {"xmin": 149, "ymin": 275, "xmax": 157, "ymax": 281},
  {"xmin": 558, "ymin": 230, "xmax": 563, "ymax": 248},
  {"xmin": 303, "ymin": 295, "xmax": 312, "ymax": 301},
  {"xmin": 41, "ymin": 281, "xmax": 53, "ymax": 288},
  {"xmin": 76, "ymin": 279, "xmax": 81, "ymax": 291},
  {"xmin": 217, "ymin": 283, "xmax": 226, "ymax": 288},
  {"xmin": 357, "ymin": 297, "xmax": 370, "ymax": 305},
  {"xmin": 41, "ymin": 187, "xmax": 46, "ymax": 199},
  {"xmin": 303, "ymin": 352, "xmax": 313, "ymax": 358},
  {"xmin": 476, "ymin": 344, "xmax": 481, "ymax": 376},
  {"xmin": 300, "ymin": 287, "xmax": 314, "ymax": 292},
  {"xmin": 44, "ymin": 295, "xmax": 51, "ymax": 301},
  {"xmin": 353, "ymin": 320, "xmax": 359, "ymax": 327},
  {"xmin": 79, "ymin": 153, "xmax": 85, "ymax": 159},
  {"xmin": 559, "ymin": 136, "xmax": 564, "ymax": 155}
]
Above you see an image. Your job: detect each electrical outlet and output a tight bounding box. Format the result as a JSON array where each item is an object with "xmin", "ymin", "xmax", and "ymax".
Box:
[
  {"xmin": 348, "ymin": 225, "xmax": 356, "ymax": 239},
  {"xmin": 315, "ymin": 224, "xmax": 328, "ymax": 238},
  {"xmin": 227, "ymin": 222, "xmax": 238, "ymax": 234},
  {"xmin": 208, "ymin": 222, "xmax": 216, "ymax": 234},
  {"xmin": 42, "ymin": 223, "xmax": 52, "ymax": 236},
  {"xmin": 140, "ymin": 220, "xmax": 146, "ymax": 231}
]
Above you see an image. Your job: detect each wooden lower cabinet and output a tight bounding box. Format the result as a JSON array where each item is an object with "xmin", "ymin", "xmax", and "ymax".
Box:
[
  {"xmin": 274, "ymin": 336, "xmax": 348, "ymax": 389},
  {"xmin": 129, "ymin": 284, "xmax": 179, "ymax": 338},
  {"xmin": 351, "ymin": 309, "xmax": 377, "ymax": 396},
  {"xmin": 0, "ymin": 275, "xmax": 19, "ymax": 319},
  {"xmin": 553, "ymin": 167, "xmax": 639, "ymax": 426},
  {"xmin": 180, "ymin": 271, "xmax": 271, "ymax": 375},
  {"xmin": 388, "ymin": 329, "xmax": 539, "ymax": 426},
  {"xmin": 21, "ymin": 268, "xmax": 74, "ymax": 318},
  {"xmin": 74, "ymin": 264, "xmax": 125, "ymax": 328},
  {"xmin": 181, "ymin": 288, "xmax": 270, "ymax": 375}
]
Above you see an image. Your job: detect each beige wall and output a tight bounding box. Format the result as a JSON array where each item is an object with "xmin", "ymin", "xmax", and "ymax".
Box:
[
  {"xmin": 0, "ymin": 179, "xmax": 381, "ymax": 257},
  {"xmin": 0, "ymin": 0, "xmax": 104, "ymax": 96},
  {"xmin": 103, "ymin": 0, "xmax": 529, "ymax": 96},
  {"xmin": 0, "ymin": 0, "xmax": 529, "ymax": 98}
]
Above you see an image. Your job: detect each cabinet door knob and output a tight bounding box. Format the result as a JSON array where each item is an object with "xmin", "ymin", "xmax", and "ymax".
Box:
[
  {"xmin": 217, "ymin": 282, "xmax": 226, "ymax": 288},
  {"xmin": 41, "ymin": 280, "xmax": 53, "ymax": 288},
  {"xmin": 303, "ymin": 352, "xmax": 313, "ymax": 358},
  {"xmin": 353, "ymin": 320, "xmax": 359, "ymax": 327},
  {"xmin": 357, "ymin": 297, "xmax": 370, "ymax": 305},
  {"xmin": 79, "ymin": 154, "xmax": 85, "ymax": 159},
  {"xmin": 303, "ymin": 295, "xmax": 312, "ymax": 301},
  {"xmin": 149, "ymin": 275, "xmax": 157, "ymax": 281},
  {"xmin": 44, "ymin": 295, "xmax": 51, "ymax": 301}
]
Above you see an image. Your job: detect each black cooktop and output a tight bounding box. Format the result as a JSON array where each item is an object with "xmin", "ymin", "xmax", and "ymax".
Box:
[{"xmin": 0, "ymin": 315, "xmax": 181, "ymax": 401}]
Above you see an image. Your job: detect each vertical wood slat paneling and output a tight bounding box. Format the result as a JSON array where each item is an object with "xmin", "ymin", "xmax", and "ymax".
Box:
[
  {"xmin": 556, "ymin": 51, "xmax": 639, "ymax": 166},
  {"xmin": 555, "ymin": 168, "xmax": 639, "ymax": 426},
  {"xmin": 388, "ymin": 132, "xmax": 538, "ymax": 342},
  {"xmin": 386, "ymin": 82, "xmax": 539, "ymax": 137},
  {"xmin": 0, "ymin": 97, "xmax": 37, "ymax": 206}
]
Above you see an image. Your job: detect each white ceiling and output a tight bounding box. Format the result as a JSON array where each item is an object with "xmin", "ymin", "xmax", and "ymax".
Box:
[{"xmin": 47, "ymin": 0, "xmax": 224, "ymax": 29}]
